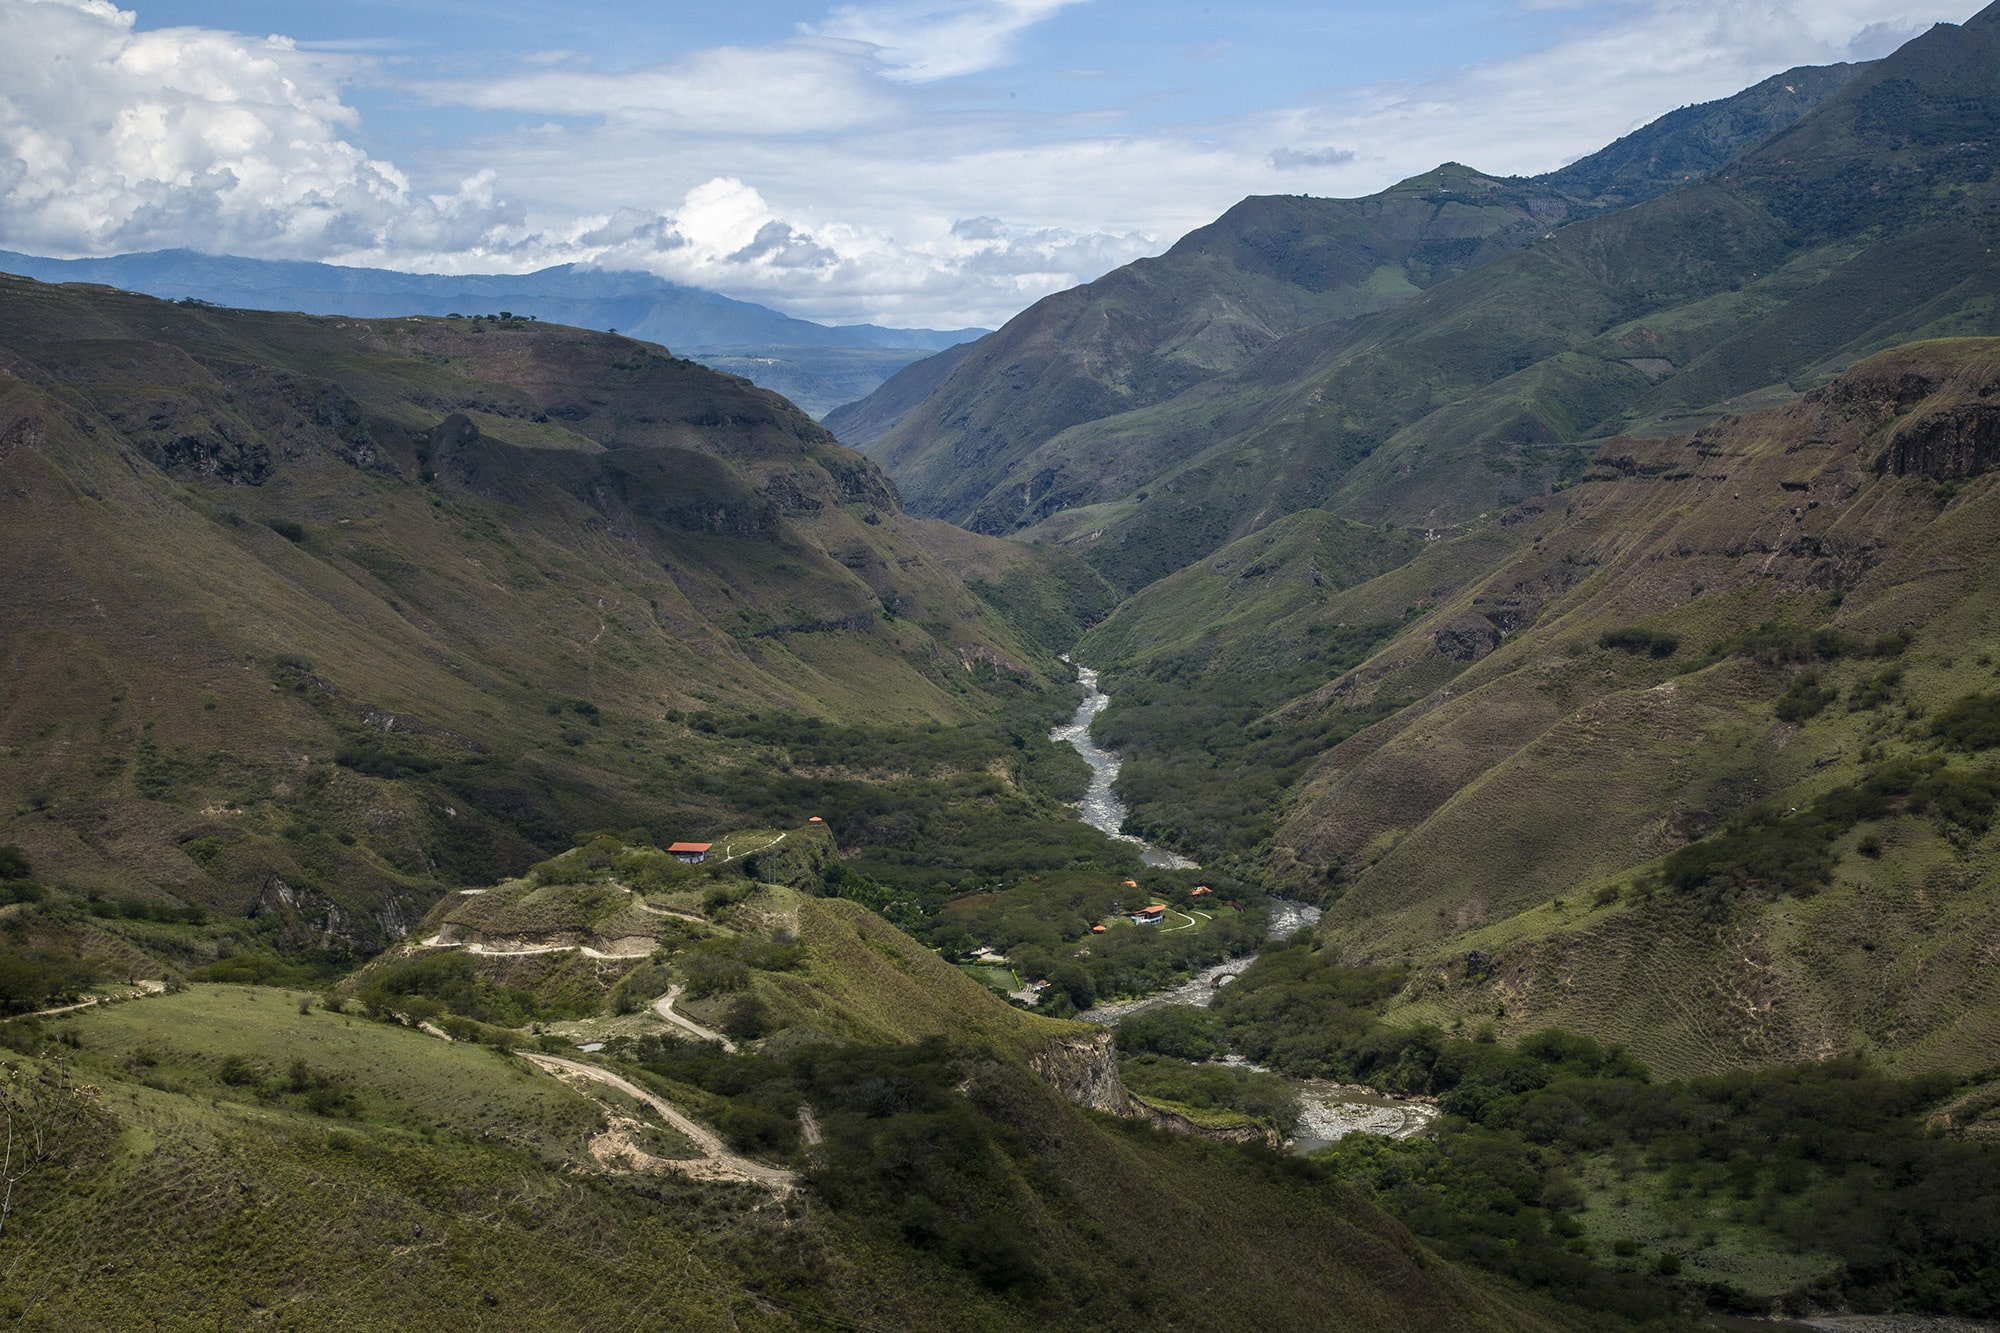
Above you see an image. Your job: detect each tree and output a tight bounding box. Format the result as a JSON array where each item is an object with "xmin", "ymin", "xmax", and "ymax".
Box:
[
  {"xmin": 1, "ymin": 1057, "xmax": 110, "ymax": 1243},
  {"xmin": 1049, "ymin": 963, "xmax": 1095, "ymax": 1010}
]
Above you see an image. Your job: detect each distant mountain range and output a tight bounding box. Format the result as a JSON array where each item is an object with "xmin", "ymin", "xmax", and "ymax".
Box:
[
  {"xmin": 0, "ymin": 249, "xmax": 987, "ymax": 418},
  {"xmin": 825, "ymin": 58, "xmax": 1878, "ymax": 562}
]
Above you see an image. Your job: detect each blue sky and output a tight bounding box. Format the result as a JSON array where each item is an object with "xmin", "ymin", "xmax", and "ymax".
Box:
[{"xmin": 0, "ymin": 0, "xmax": 1977, "ymax": 326}]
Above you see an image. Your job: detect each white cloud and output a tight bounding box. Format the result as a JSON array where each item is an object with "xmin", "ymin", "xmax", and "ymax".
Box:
[
  {"xmin": 1249, "ymin": 0, "xmax": 1974, "ymax": 191},
  {"xmin": 439, "ymin": 38, "xmax": 896, "ymax": 135},
  {"xmin": 811, "ymin": 0, "xmax": 1088, "ymax": 81},
  {"xmin": 0, "ymin": 0, "xmax": 509, "ymax": 258}
]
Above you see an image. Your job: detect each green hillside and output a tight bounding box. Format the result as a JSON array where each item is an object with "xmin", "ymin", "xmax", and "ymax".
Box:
[
  {"xmin": 0, "ymin": 277, "xmax": 1115, "ymax": 959},
  {"xmin": 839, "ymin": 60, "xmax": 1868, "ymax": 549},
  {"xmin": 1081, "ymin": 337, "xmax": 2000, "ymax": 1085},
  {"xmin": 0, "ymin": 829, "xmax": 1582, "ymax": 1332}
]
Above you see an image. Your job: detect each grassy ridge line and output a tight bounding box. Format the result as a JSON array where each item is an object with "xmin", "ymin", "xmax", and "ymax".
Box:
[
  {"xmin": 898, "ymin": 23, "xmax": 2000, "ymax": 597},
  {"xmin": 862, "ymin": 61, "xmax": 1868, "ymax": 543}
]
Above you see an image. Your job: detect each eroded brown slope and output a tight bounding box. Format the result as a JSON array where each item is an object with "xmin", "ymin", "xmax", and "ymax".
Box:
[{"xmin": 1259, "ymin": 339, "xmax": 2000, "ymax": 1074}]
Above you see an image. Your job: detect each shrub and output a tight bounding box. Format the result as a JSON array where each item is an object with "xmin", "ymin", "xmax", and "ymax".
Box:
[
  {"xmin": 218, "ymin": 1055, "xmax": 261, "ymax": 1086},
  {"xmin": 189, "ymin": 954, "xmax": 321, "ymax": 988},
  {"xmin": 720, "ymin": 994, "xmax": 772, "ymax": 1041},
  {"xmin": 1775, "ymin": 671, "xmax": 1838, "ymax": 723},
  {"xmin": 267, "ymin": 518, "xmax": 306, "ymax": 542},
  {"xmin": 1599, "ymin": 628, "xmax": 1680, "ymax": 658},
  {"xmin": 680, "ymin": 936, "xmax": 801, "ymax": 1000},
  {"xmin": 1116, "ymin": 1005, "xmax": 1223, "ymax": 1060},
  {"xmin": 357, "ymin": 952, "xmax": 539, "ymax": 1028},
  {"xmin": 333, "ymin": 737, "xmax": 440, "ymax": 780},
  {"xmin": 0, "ymin": 947, "xmax": 100, "ymax": 1014},
  {"xmin": 1118, "ymin": 1052, "xmax": 1301, "ymax": 1132},
  {"xmin": 1930, "ymin": 693, "xmax": 2000, "ymax": 751}
]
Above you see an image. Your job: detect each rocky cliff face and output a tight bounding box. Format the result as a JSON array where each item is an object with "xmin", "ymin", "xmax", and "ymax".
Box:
[
  {"xmin": 1883, "ymin": 403, "xmax": 2000, "ymax": 480},
  {"xmin": 1029, "ymin": 1027, "xmax": 1285, "ymax": 1146},
  {"xmin": 1029, "ymin": 1030, "xmax": 1129, "ymax": 1115}
]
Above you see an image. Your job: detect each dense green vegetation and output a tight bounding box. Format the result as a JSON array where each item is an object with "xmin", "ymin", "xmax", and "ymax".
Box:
[
  {"xmin": 1117, "ymin": 1052, "xmax": 1301, "ymax": 1133},
  {"xmin": 356, "ymin": 952, "xmax": 594, "ymax": 1027},
  {"xmin": 1118, "ymin": 943, "xmax": 2000, "ymax": 1320},
  {"xmin": 1092, "ymin": 622, "xmax": 1405, "ymax": 859},
  {"xmin": 1113, "ymin": 943, "xmax": 1646, "ymax": 1098},
  {"xmin": 672, "ymin": 704, "xmax": 1119, "ymax": 890},
  {"xmin": 1930, "ymin": 692, "xmax": 2000, "ymax": 750},
  {"xmin": 0, "ymin": 947, "xmax": 101, "ymax": 1015},
  {"xmin": 1655, "ymin": 757, "xmax": 2000, "ymax": 906},
  {"xmin": 921, "ymin": 869, "xmax": 1267, "ymax": 1008},
  {"xmin": 1322, "ymin": 1057, "xmax": 2000, "ymax": 1320}
]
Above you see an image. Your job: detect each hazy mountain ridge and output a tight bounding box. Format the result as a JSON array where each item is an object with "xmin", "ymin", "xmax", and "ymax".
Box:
[{"xmin": 0, "ymin": 249, "xmax": 987, "ymax": 418}]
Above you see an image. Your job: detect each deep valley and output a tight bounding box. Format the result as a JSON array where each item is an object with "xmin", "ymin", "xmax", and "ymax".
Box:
[{"xmin": 10, "ymin": 8, "xmax": 2000, "ymax": 1331}]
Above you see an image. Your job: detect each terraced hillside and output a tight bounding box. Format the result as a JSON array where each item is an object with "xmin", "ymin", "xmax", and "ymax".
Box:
[{"xmin": 1086, "ymin": 337, "xmax": 2000, "ymax": 1078}]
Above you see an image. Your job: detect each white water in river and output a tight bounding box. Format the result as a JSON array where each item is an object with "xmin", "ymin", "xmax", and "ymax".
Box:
[
  {"xmin": 1049, "ymin": 662, "xmax": 1200, "ymax": 869},
  {"xmin": 1049, "ymin": 664, "xmax": 1431, "ymax": 1145}
]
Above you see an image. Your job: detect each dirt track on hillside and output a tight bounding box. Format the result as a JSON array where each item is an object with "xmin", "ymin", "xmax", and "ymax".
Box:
[{"xmin": 518, "ymin": 1052, "xmax": 794, "ymax": 1191}]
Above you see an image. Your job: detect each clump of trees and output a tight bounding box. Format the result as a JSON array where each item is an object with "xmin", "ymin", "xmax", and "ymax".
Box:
[
  {"xmin": 1931, "ymin": 693, "xmax": 2000, "ymax": 750},
  {"xmin": 1656, "ymin": 757, "xmax": 2000, "ymax": 905},
  {"xmin": 1599, "ymin": 627, "xmax": 1680, "ymax": 658}
]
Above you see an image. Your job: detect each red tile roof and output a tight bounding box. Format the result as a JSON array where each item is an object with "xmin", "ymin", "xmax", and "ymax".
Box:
[{"xmin": 668, "ymin": 841, "xmax": 712, "ymax": 853}]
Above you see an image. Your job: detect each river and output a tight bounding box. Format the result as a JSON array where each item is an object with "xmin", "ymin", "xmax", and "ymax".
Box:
[
  {"xmin": 1049, "ymin": 662, "xmax": 1200, "ymax": 869},
  {"xmin": 1052, "ymin": 659, "xmax": 1435, "ymax": 1146}
]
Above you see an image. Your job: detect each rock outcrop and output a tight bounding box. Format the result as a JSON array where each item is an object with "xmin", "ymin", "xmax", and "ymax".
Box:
[{"xmin": 1028, "ymin": 1029, "xmax": 1129, "ymax": 1115}]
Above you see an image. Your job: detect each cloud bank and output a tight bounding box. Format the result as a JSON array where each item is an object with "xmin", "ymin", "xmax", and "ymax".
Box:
[{"xmin": 0, "ymin": 0, "xmax": 1977, "ymax": 327}]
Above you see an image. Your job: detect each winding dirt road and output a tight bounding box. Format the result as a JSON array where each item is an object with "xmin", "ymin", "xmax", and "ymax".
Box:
[
  {"xmin": 24, "ymin": 979, "xmax": 165, "ymax": 1018},
  {"xmin": 654, "ymin": 983, "xmax": 737, "ymax": 1053},
  {"xmin": 518, "ymin": 1052, "xmax": 794, "ymax": 1191}
]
